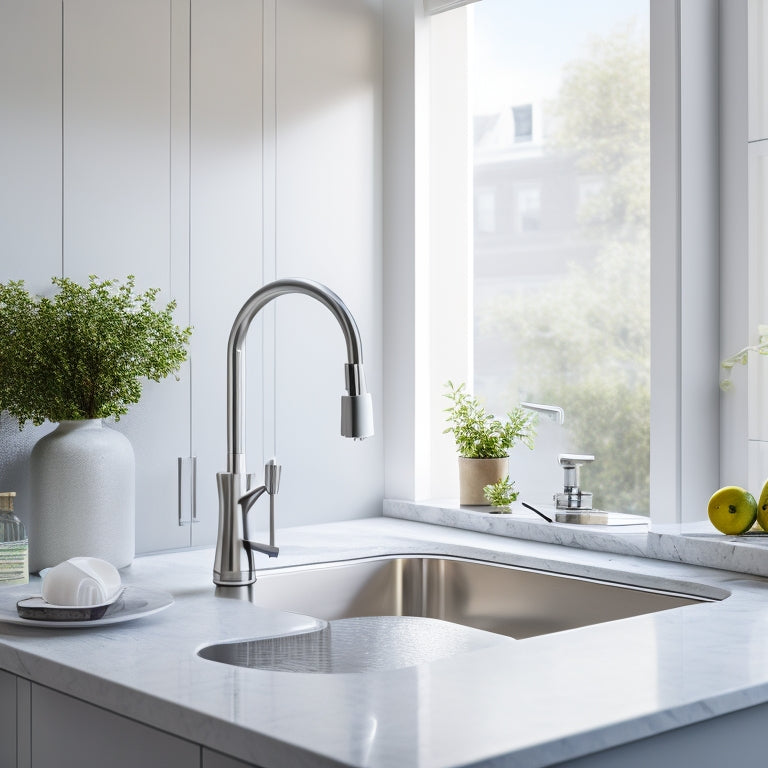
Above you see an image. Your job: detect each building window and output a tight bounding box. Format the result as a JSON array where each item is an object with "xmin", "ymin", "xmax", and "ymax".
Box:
[
  {"xmin": 512, "ymin": 104, "xmax": 533, "ymax": 142},
  {"xmin": 515, "ymin": 185, "xmax": 541, "ymax": 232},
  {"xmin": 475, "ymin": 187, "xmax": 497, "ymax": 233}
]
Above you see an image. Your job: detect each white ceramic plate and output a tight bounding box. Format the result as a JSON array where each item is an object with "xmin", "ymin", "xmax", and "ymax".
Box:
[{"xmin": 0, "ymin": 586, "xmax": 173, "ymax": 628}]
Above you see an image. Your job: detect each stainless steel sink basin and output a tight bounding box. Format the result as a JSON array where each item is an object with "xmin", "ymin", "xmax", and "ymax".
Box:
[
  {"xmin": 198, "ymin": 555, "xmax": 717, "ymax": 674},
  {"xmin": 240, "ymin": 554, "xmax": 709, "ymax": 639}
]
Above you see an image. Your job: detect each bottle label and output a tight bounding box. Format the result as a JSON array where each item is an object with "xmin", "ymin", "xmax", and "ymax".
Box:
[{"xmin": 0, "ymin": 540, "xmax": 29, "ymax": 585}]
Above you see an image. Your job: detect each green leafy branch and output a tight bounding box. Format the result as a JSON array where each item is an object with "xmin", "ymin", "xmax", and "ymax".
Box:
[
  {"xmin": 721, "ymin": 325, "xmax": 768, "ymax": 391},
  {"xmin": 443, "ymin": 381, "xmax": 536, "ymax": 458},
  {"xmin": 483, "ymin": 475, "xmax": 518, "ymax": 511},
  {"xmin": 0, "ymin": 275, "xmax": 192, "ymax": 427}
]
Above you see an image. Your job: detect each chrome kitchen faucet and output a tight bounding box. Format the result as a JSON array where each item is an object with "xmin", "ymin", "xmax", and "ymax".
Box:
[{"xmin": 213, "ymin": 278, "xmax": 374, "ymax": 586}]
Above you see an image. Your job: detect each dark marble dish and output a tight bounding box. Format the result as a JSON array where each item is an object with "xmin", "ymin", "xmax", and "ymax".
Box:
[{"xmin": 16, "ymin": 589, "xmax": 125, "ymax": 622}]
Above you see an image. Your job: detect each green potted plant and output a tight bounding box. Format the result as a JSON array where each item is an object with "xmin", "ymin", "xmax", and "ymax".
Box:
[
  {"xmin": 483, "ymin": 476, "xmax": 519, "ymax": 513},
  {"xmin": 443, "ymin": 381, "xmax": 535, "ymax": 505},
  {"xmin": 0, "ymin": 275, "xmax": 191, "ymax": 571}
]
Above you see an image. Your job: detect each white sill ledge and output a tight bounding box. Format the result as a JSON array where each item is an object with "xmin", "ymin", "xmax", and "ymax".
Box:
[{"xmin": 383, "ymin": 498, "xmax": 768, "ymax": 579}]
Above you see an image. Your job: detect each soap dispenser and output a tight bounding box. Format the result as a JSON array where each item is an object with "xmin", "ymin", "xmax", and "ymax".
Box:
[{"xmin": 0, "ymin": 493, "xmax": 28, "ymax": 585}]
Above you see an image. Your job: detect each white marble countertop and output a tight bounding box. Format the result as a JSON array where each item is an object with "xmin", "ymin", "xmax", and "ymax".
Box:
[{"xmin": 1, "ymin": 516, "xmax": 768, "ymax": 767}]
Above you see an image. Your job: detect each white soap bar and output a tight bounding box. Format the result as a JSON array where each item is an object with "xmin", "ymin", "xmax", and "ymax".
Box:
[{"xmin": 41, "ymin": 557, "xmax": 122, "ymax": 607}]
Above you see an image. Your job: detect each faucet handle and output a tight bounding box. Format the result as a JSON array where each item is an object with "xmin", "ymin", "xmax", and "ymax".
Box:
[
  {"xmin": 240, "ymin": 462, "xmax": 282, "ymax": 564},
  {"xmin": 265, "ymin": 459, "xmax": 281, "ymax": 495},
  {"xmin": 244, "ymin": 539, "xmax": 279, "ymax": 558}
]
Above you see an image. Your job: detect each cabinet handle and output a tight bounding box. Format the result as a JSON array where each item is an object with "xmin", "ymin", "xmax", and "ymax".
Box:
[{"xmin": 178, "ymin": 457, "xmax": 199, "ymax": 526}]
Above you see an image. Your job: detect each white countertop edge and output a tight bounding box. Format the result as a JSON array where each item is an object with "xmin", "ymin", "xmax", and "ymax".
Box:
[{"xmin": 384, "ymin": 498, "xmax": 768, "ymax": 579}]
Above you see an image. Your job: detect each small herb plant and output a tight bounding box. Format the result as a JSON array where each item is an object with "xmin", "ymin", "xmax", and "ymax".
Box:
[
  {"xmin": 0, "ymin": 275, "xmax": 192, "ymax": 427},
  {"xmin": 483, "ymin": 476, "xmax": 518, "ymax": 511},
  {"xmin": 443, "ymin": 381, "xmax": 536, "ymax": 458}
]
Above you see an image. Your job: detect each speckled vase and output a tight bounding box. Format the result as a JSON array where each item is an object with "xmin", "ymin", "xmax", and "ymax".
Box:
[
  {"xmin": 29, "ymin": 420, "xmax": 135, "ymax": 573},
  {"xmin": 458, "ymin": 456, "xmax": 509, "ymax": 505}
]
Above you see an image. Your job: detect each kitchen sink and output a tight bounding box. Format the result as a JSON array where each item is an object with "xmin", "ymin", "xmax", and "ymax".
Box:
[{"xmin": 198, "ymin": 555, "xmax": 715, "ymax": 674}]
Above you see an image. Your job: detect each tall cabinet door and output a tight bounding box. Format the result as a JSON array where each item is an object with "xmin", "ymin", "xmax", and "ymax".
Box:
[
  {"xmin": 190, "ymin": 0, "xmax": 264, "ymax": 547},
  {"xmin": 62, "ymin": 0, "xmax": 192, "ymax": 552},
  {"xmin": 748, "ymin": 1, "xmax": 768, "ymax": 488},
  {"xmin": 0, "ymin": 0, "xmax": 63, "ymax": 530}
]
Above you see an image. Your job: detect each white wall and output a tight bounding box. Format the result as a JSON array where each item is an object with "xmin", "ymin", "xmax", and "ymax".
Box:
[{"xmin": 0, "ymin": 0, "xmax": 384, "ymax": 555}]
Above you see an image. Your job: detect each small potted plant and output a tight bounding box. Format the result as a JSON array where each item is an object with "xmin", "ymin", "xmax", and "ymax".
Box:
[
  {"xmin": 0, "ymin": 275, "xmax": 191, "ymax": 570},
  {"xmin": 483, "ymin": 476, "xmax": 518, "ymax": 513},
  {"xmin": 443, "ymin": 381, "xmax": 535, "ymax": 505}
]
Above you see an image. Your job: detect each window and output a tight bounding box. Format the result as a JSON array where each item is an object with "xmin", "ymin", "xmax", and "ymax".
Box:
[
  {"xmin": 382, "ymin": 0, "xmax": 721, "ymax": 521},
  {"xmin": 444, "ymin": 0, "xmax": 651, "ymax": 514}
]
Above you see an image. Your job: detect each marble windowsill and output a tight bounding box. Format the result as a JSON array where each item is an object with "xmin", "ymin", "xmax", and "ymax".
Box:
[{"xmin": 383, "ymin": 498, "xmax": 768, "ymax": 579}]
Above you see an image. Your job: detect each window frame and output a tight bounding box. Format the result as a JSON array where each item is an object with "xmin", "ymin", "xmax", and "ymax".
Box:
[{"xmin": 383, "ymin": 0, "xmax": 730, "ymax": 523}]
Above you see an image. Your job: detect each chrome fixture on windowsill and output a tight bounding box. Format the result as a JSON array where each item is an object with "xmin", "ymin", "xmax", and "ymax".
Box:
[
  {"xmin": 554, "ymin": 453, "xmax": 594, "ymax": 512},
  {"xmin": 213, "ymin": 278, "xmax": 374, "ymax": 587}
]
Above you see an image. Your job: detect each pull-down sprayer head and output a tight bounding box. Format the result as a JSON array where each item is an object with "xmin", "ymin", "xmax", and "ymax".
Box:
[{"xmin": 341, "ymin": 363, "xmax": 374, "ymax": 439}]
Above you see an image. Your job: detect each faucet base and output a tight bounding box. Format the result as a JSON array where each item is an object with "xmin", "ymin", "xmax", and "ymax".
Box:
[
  {"xmin": 554, "ymin": 510, "xmax": 648, "ymax": 526},
  {"xmin": 213, "ymin": 570, "xmax": 257, "ymax": 587}
]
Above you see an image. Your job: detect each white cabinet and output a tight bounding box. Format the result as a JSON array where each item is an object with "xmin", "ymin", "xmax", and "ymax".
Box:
[
  {"xmin": 0, "ymin": 0, "xmax": 384, "ymax": 556},
  {"xmin": 30, "ymin": 684, "xmax": 199, "ymax": 768},
  {"xmin": 747, "ymin": 2, "xmax": 768, "ymax": 488},
  {"xmin": 748, "ymin": 140, "xmax": 768, "ymax": 443},
  {"xmin": 189, "ymin": 0, "xmax": 264, "ymax": 547},
  {"xmin": 0, "ymin": 0, "xmax": 63, "ymax": 546},
  {"xmin": 61, "ymin": 0, "xmax": 193, "ymax": 554},
  {"xmin": 0, "ymin": 0, "xmax": 192, "ymax": 554},
  {"xmin": 749, "ymin": 0, "xmax": 768, "ymax": 141},
  {"xmin": 0, "ymin": 0, "xmax": 62, "ymax": 280}
]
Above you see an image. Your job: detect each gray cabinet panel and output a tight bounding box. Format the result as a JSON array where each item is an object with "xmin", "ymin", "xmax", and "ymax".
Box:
[
  {"xmin": 17, "ymin": 678, "xmax": 30, "ymax": 768},
  {"xmin": 31, "ymin": 684, "xmax": 198, "ymax": 768},
  {"xmin": 0, "ymin": 670, "xmax": 16, "ymax": 768},
  {"xmin": 553, "ymin": 700, "xmax": 768, "ymax": 767},
  {"xmin": 203, "ymin": 748, "xmax": 259, "ymax": 768}
]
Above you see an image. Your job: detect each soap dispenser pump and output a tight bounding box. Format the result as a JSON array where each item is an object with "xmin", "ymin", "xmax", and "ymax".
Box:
[{"xmin": 554, "ymin": 454, "xmax": 595, "ymax": 511}]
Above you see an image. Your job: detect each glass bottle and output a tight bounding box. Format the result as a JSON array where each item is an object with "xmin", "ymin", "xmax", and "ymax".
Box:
[{"xmin": 0, "ymin": 493, "xmax": 28, "ymax": 585}]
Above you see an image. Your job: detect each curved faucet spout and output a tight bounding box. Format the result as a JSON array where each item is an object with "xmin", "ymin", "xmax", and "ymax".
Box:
[
  {"xmin": 226, "ymin": 277, "xmax": 373, "ymax": 473},
  {"xmin": 215, "ymin": 278, "xmax": 373, "ymax": 586}
]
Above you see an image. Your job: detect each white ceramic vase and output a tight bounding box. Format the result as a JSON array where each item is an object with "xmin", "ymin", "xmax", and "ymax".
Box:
[{"xmin": 29, "ymin": 420, "xmax": 135, "ymax": 573}]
